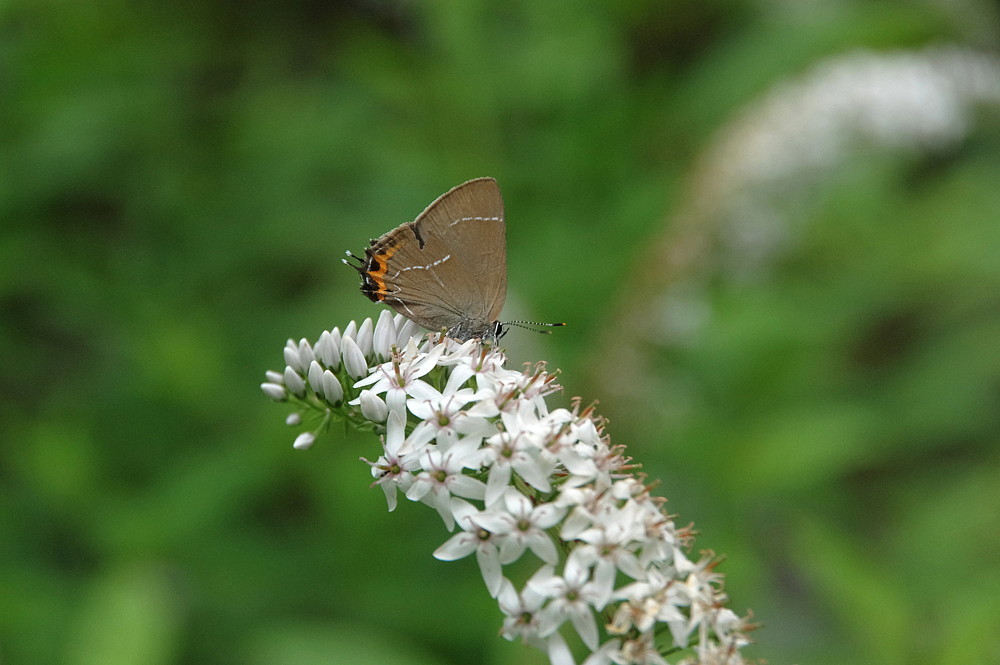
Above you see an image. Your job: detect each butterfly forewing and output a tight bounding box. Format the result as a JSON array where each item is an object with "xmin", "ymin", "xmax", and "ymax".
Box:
[
  {"xmin": 412, "ymin": 178, "xmax": 507, "ymax": 323},
  {"xmin": 353, "ymin": 177, "xmax": 507, "ymax": 340}
]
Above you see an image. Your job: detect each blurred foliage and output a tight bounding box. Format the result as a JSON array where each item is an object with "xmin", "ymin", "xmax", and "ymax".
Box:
[{"xmin": 2, "ymin": 1, "xmax": 999, "ymax": 665}]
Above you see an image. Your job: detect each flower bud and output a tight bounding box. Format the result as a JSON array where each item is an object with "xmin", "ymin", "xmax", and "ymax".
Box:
[
  {"xmin": 260, "ymin": 382, "xmax": 287, "ymax": 401},
  {"xmin": 341, "ymin": 335, "xmax": 369, "ymax": 379},
  {"xmin": 283, "ymin": 367, "xmax": 306, "ymax": 398},
  {"xmin": 358, "ymin": 389, "xmax": 388, "ymax": 422}
]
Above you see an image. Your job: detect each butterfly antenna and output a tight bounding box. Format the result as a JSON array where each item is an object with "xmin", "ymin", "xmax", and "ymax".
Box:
[
  {"xmin": 503, "ymin": 320, "xmax": 567, "ymax": 335},
  {"xmin": 342, "ymin": 250, "xmax": 365, "ymax": 274}
]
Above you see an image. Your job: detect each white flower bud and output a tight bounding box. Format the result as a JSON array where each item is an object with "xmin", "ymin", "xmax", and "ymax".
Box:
[
  {"xmin": 322, "ymin": 369, "xmax": 344, "ymax": 404},
  {"xmin": 283, "ymin": 339, "xmax": 302, "ymax": 373},
  {"xmin": 372, "ymin": 310, "xmax": 396, "ymax": 359},
  {"xmin": 395, "ymin": 316, "xmax": 422, "ymax": 347},
  {"xmin": 283, "ymin": 367, "xmax": 306, "ymax": 398},
  {"xmin": 297, "ymin": 338, "xmax": 316, "ymax": 368},
  {"xmin": 292, "ymin": 432, "xmax": 315, "ymax": 450},
  {"xmin": 358, "ymin": 389, "xmax": 388, "ymax": 422},
  {"xmin": 343, "ymin": 319, "xmax": 358, "ymax": 341},
  {"xmin": 260, "ymin": 382, "xmax": 287, "ymax": 401},
  {"xmin": 341, "ymin": 335, "xmax": 369, "ymax": 379},
  {"xmin": 355, "ymin": 317, "xmax": 374, "ymax": 357},
  {"xmin": 315, "ymin": 329, "xmax": 342, "ymax": 369},
  {"xmin": 308, "ymin": 361, "xmax": 324, "ymax": 393}
]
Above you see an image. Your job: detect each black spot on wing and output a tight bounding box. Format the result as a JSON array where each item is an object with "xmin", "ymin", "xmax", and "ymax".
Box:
[{"xmin": 411, "ymin": 222, "xmax": 425, "ymax": 249}]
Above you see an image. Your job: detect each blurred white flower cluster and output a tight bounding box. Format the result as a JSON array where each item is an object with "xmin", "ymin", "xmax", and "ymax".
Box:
[
  {"xmin": 703, "ymin": 46, "xmax": 1000, "ymax": 280},
  {"xmin": 641, "ymin": 46, "xmax": 1000, "ymax": 353},
  {"xmin": 262, "ymin": 311, "xmax": 753, "ymax": 665}
]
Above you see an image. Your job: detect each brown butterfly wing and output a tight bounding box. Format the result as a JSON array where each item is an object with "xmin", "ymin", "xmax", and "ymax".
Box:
[{"xmin": 356, "ymin": 178, "xmax": 506, "ymax": 339}]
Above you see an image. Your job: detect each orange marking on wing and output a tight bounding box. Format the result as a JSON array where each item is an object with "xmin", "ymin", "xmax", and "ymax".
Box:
[{"xmin": 366, "ymin": 243, "xmax": 401, "ymax": 300}]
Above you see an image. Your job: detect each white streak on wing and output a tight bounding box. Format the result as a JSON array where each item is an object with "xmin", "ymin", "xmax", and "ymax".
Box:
[
  {"xmin": 389, "ymin": 254, "xmax": 451, "ymax": 289},
  {"xmin": 397, "ymin": 255, "xmax": 451, "ymax": 272},
  {"xmin": 449, "ymin": 216, "xmax": 501, "ymax": 227},
  {"xmin": 391, "ymin": 299, "xmax": 417, "ymax": 319},
  {"xmin": 388, "ymin": 254, "xmax": 451, "ymax": 280}
]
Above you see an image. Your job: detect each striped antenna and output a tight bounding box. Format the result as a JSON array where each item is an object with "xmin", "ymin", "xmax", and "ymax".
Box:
[{"xmin": 503, "ymin": 320, "xmax": 567, "ymax": 335}]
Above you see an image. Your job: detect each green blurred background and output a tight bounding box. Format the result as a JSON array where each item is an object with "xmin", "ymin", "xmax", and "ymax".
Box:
[{"xmin": 3, "ymin": 2, "xmax": 999, "ymax": 664}]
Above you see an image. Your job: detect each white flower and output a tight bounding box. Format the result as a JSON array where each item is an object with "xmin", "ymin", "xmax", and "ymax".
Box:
[
  {"xmin": 475, "ymin": 487, "xmax": 563, "ymax": 566},
  {"xmin": 565, "ymin": 493, "xmax": 648, "ymax": 596},
  {"xmin": 407, "ymin": 390, "xmax": 494, "ymax": 451},
  {"xmin": 493, "ymin": 401, "xmax": 562, "ymax": 485},
  {"xmin": 433, "ymin": 498, "xmax": 504, "ymax": 596},
  {"xmin": 612, "ymin": 569, "xmax": 688, "ymax": 644},
  {"xmin": 481, "ymin": 430, "xmax": 549, "ymax": 507},
  {"xmin": 497, "ymin": 577, "xmax": 547, "ymax": 643},
  {"xmin": 530, "ymin": 558, "xmax": 602, "ymax": 650},
  {"xmin": 263, "ymin": 318, "xmax": 753, "ymax": 665},
  {"xmin": 354, "ymin": 338, "xmax": 444, "ymax": 406},
  {"xmin": 405, "ymin": 440, "xmax": 487, "ymax": 530},
  {"xmin": 365, "ymin": 409, "xmax": 418, "ymax": 510}
]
